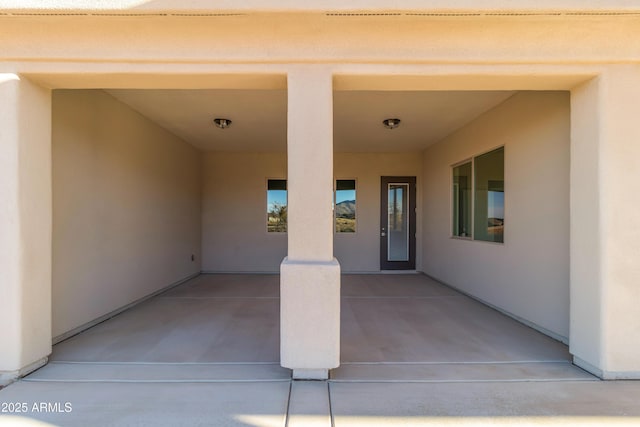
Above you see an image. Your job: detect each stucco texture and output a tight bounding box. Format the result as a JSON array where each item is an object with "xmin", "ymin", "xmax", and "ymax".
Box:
[{"xmin": 52, "ymin": 90, "xmax": 202, "ymax": 337}]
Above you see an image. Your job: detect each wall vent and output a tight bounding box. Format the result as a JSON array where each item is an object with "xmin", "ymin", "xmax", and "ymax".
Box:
[
  {"xmin": 170, "ymin": 13, "xmax": 246, "ymax": 17},
  {"xmin": 1, "ymin": 11, "xmax": 639, "ymax": 18},
  {"xmin": 1, "ymin": 12, "xmax": 88, "ymax": 16},
  {"xmin": 405, "ymin": 13, "xmax": 482, "ymax": 17},
  {"xmin": 0, "ymin": 12, "xmax": 246, "ymax": 17},
  {"xmin": 83, "ymin": 13, "xmax": 169, "ymax": 17},
  {"xmin": 326, "ymin": 11, "xmax": 640, "ymax": 17},
  {"xmin": 326, "ymin": 13, "xmax": 403, "ymax": 16},
  {"xmin": 484, "ymin": 12, "xmax": 563, "ymax": 16},
  {"xmin": 565, "ymin": 11, "xmax": 640, "ymax": 16}
]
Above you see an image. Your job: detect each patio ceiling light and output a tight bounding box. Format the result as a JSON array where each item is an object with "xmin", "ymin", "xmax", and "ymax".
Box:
[
  {"xmin": 213, "ymin": 118, "xmax": 232, "ymax": 129},
  {"xmin": 383, "ymin": 118, "xmax": 401, "ymax": 130}
]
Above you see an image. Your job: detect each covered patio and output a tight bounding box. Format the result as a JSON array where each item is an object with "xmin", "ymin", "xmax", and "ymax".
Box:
[
  {"xmin": 3, "ymin": 0, "xmax": 640, "ymax": 393},
  {"xmin": 38, "ymin": 274, "xmax": 577, "ymax": 376},
  {"xmin": 3, "ymin": 274, "xmax": 627, "ymax": 427}
]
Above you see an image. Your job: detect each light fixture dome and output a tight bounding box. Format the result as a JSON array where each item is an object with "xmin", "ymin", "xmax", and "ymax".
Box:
[
  {"xmin": 383, "ymin": 118, "xmax": 401, "ymax": 130},
  {"xmin": 213, "ymin": 118, "xmax": 232, "ymax": 129}
]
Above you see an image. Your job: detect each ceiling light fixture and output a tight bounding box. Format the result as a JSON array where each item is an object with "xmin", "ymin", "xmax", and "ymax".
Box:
[
  {"xmin": 213, "ymin": 118, "xmax": 232, "ymax": 129},
  {"xmin": 382, "ymin": 118, "xmax": 401, "ymax": 130}
]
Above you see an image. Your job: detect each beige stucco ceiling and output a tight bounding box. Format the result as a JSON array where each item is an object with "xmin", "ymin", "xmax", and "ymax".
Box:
[
  {"xmin": 107, "ymin": 89, "xmax": 288, "ymax": 152},
  {"xmin": 106, "ymin": 88, "xmax": 514, "ymax": 152}
]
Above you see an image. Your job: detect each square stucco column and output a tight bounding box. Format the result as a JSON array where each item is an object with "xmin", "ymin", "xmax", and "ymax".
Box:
[
  {"xmin": 281, "ymin": 67, "xmax": 340, "ymax": 380},
  {"xmin": 570, "ymin": 65, "xmax": 640, "ymax": 379},
  {"xmin": 0, "ymin": 74, "xmax": 52, "ymax": 385}
]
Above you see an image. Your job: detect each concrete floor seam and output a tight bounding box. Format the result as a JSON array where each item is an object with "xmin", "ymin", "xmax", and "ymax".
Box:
[
  {"xmin": 342, "ymin": 295, "xmax": 464, "ymax": 299},
  {"xmin": 21, "ymin": 378, "xmax": 292, "ymax": 384},
  {"xmin": 284, "ymin": 380, "xmax": 293, "ymax": 427},
  {"xmin": 49, "ymin": 361, "xmax": 282, "ymax": 365},
  {"xmin": 158, "ymin": 296, "xmax": 280, "ymax": 299},
  {"xmin": 328, "ymin": 378, "xmax": 599, "ymax": 384},
  {"xmin": 341, "ymin": 361, "xmax": 573, "ymax": 365},
  {"xmin": 328, "ymin": 382, "xmax": 336, "ymax": 427}
]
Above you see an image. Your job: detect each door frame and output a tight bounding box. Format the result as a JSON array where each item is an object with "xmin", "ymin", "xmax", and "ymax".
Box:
[{"xmin": 380, "ymin": 176, "xmax": 417, "ymax": 270}]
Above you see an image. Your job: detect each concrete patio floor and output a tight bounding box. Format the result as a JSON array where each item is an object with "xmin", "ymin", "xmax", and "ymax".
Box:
[{"xmin": 2, "ymin": 273, "xmax": 640, "ymax": 426}]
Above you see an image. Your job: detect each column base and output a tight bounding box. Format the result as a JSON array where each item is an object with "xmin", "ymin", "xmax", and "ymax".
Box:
[
  {"xmin": 280, "ymin": 257, "xmax": 340, "ymax": 374},
  {"xmin": 292, "ymin": 369, "xmax": 329, "ymax": 380},
  {"xmin": 0, "ymin": 357, "xmax": 48, "ymax": 387}
]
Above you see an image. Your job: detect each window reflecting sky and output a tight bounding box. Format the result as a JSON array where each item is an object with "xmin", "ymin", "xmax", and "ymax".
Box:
[{"xmin": 488, "ymin": 191, "xmax": 504, "ymax": 219}]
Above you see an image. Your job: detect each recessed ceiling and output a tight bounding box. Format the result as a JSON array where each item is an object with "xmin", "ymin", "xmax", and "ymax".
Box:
[
  {"xmin": 107, "ymin": 88, "xmax": 515, "ymax": 152},
  {"xmin": 334, "ymin": 90, "xmax": 514, "ymax": 151},
  {"xmin": 107, "ymin": 89, "xmax": 288, "ymax": 152}
]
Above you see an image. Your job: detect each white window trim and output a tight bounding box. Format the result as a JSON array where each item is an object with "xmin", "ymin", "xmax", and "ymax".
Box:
[
  {"xmin": 450, "ymin": 145, "xmax": 505, "ymax": 244},
  {"xmin": 450, "ymin": 158, "xmax": 473, "ymax": 241}
]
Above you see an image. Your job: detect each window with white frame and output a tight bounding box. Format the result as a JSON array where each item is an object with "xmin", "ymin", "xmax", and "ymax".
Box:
[
  {"xmin": 452, "ymin": 147, "xmax": 504, "ymax": 243},
  {"xmin": 452, "ymin": 161, "xmax": 472, "ymax": 238}
]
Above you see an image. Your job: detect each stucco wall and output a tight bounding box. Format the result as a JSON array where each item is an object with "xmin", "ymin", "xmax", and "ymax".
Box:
[
  {"xmin": 201, "ymin": 152, "xmax": 288, "ymax": 272},
  {"xmin": 0, "ymin": 76, "xmax": 52, "ymax": 374},
  {"xmin": 201, "ymin": 151, "xmax": 422, "ymax": 272},
  {"xmin": 52, "ymin": 89, "xmax": 202, "ymax": 337},
  {"xmin": 422, "ymin": 91, "xmax": 570, "ymax": 340}
]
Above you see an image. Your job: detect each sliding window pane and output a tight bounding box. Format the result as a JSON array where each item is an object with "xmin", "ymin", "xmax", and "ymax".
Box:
[
  {"xmin": 335, "ymin": 179, "xmax": 356, "ymax": 233},
  {"xmin": 452, "ymin": 162, "xmax": 472, "ymax": 238},
  {"xmin": 474, "ymin": 147, "xmax": 504, "ymax": 243},
  {"xmin": 267, "ymin": 179, "xmax": 287, "ymax": 232}
]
